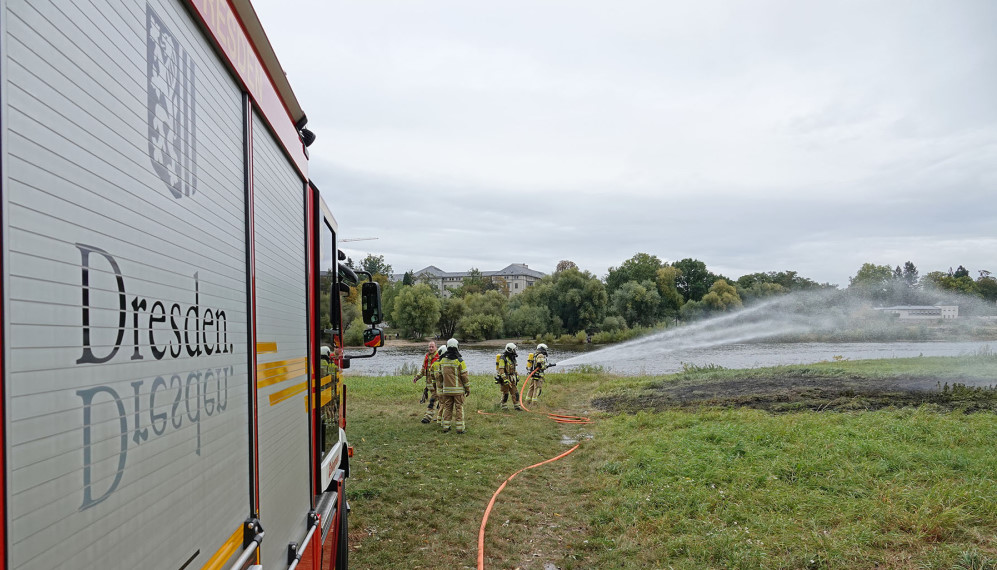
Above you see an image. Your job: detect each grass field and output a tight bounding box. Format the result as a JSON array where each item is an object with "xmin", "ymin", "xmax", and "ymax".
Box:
[{"xmin": 344, "ymin": 353, "xmax": 997, "ymax": 569}]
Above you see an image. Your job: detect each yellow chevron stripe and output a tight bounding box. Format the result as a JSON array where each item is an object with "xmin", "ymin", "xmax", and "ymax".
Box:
[
  {"xmin": 200, "ymin": 525, "xmax": 242, "ymax": 570},
  {"xmin": 257, "ymin": 357, "xmax": 308, "ymax": 389},
  {"xmin": 269, "ymin": 381, "xmax": 308, "ymax": 406},
  {"xmin": 256, "ymin": 342, "xmax": 278, "ymax": 354}
]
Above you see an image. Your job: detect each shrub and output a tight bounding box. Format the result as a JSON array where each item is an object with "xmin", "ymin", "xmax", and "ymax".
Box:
[
  {"xmin": 601, "ymin": 316, "xmax": 625, "ymax": 332},
  {"xmin": 344, "ymin": 319, "xmax": 366, "ymax": 346}
]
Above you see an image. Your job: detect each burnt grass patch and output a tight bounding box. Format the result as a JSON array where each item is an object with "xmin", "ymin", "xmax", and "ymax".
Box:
[{"xmin": 593, "ymin": 373, "xmax": 997, "ymax": 414}]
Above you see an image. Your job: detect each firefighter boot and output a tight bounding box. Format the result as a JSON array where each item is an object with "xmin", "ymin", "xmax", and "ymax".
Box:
[
  {"xmin": 500, "ymin": 392, "xmax": 509, "ymax": 410},
  {"xmin": 422, "ymin": 397, "xmax": 436, "ymax": 423}
]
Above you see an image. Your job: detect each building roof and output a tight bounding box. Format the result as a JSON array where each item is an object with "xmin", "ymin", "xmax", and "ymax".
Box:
[
  {"xmin": 391, "ymin": 264, "xmax": 546, "ymax": 282},
  {"xmin": 486, "ymin": 264, "xmax": 546, "ymax": 279}
]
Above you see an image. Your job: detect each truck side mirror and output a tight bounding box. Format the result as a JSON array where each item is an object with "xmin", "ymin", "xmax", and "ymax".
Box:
[
  {"xmin": 363, "ymin": 327, "xmax": 384, "ymax": 348},
  {"xmin": 361, "ymin": 281, "xmax": 382, "ymax": 325}
]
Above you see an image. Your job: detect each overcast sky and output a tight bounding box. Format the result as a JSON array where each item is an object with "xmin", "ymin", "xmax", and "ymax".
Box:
[{"xmin": 252, "ymin": 0, "xmax": 995, "ymax": 287}]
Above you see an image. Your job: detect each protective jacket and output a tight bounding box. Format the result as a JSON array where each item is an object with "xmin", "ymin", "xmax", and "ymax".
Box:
[
  {"xmin": 496, "ymin": 353, "xmax": 518, "ymax": 384},
  {"xmin": 440, "ymin": 350, "xmax": 470, "ymax": 395},
  {"xmin": 430, "ymin": 356, "xmax": 443, "ymax": 390},
  {"xmin": 413, "ymin": 351, "xmax": 437, "ymax": 386},
  {"xmin": 531, "ymin": 352, "xmax": 548, "ymax": 376},
  {"xmin": 525, "ymin": 351, "xmax": 548, "ymax": 404}
]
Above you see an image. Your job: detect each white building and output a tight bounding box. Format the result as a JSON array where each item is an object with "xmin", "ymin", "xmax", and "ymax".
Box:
[
  {"xmin": 875, "ymin": 305, "xmax": 959, "ymax": 320},
  {"xmin": 393, "ymin": 263, "xmax": 546, "ymax": 297}
]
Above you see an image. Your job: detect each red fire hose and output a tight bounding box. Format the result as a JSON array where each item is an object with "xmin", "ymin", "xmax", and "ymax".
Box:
[{"xmin": 477, "ymin": 368, "xmax": 591, "ymax": 569}]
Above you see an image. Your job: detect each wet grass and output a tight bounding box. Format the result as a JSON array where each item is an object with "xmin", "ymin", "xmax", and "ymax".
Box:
[{"xmin": 345, "ymin": 353, "xmax": 997, "ymax": 569}]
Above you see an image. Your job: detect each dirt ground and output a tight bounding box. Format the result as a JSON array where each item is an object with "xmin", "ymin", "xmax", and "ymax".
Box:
[{"xmin": 594, "ymin": 373, "xmax": 997, "ymax": 414}]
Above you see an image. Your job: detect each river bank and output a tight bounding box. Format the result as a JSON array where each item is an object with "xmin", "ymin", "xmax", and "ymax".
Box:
[{"xmin": 376, "ymin": 336, "xmax": 534, "ymax": 349}]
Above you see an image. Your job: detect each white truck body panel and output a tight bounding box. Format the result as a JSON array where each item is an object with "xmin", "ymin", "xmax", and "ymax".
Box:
[
  {"xmin": 0, "ymin": 0, "xmax": 328, "ymax": 568},
  {"xmin": 251, "ymin": 110, "xmax": 311, "ymax": 569}
]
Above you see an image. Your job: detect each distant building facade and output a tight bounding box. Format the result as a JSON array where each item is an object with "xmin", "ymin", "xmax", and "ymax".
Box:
[
  {"xmin": 392, "ymin": 263, "xmax": 546, "ymax": 297},
  {"xmin": 875, "ymin": 305, "xmax": 959, "ymax": 320}
]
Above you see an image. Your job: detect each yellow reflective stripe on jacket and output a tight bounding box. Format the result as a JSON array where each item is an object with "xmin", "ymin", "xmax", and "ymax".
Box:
[{"xmin": 440, "ymin": 357, "xmax": 468, "ymax": 395}]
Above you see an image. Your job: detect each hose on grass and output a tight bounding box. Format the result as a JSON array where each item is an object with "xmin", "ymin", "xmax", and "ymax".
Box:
[
  {"xmin": 477, "ymin": 368, "xmax": 591, "ymax": 569},
  {"xmin": 476, "ymin": 443, "xmax": 580, "ymax": 570},
  {"xmin": 519, "ymin": 369, "xmax": 592, "ymax": 424}
]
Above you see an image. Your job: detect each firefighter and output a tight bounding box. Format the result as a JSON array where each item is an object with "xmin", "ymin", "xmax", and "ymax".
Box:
[
  {"xmin": 413, "ymin": 341, "xmax": 439, "ymax": 423},
  {"xmin": 438, "ymin": 338, "xmax": 470, "ymax": 433},
  {"xmin": 495, "ymin": 342, "xmax": 522, "ymax": 411},
  {"xmin": 431, "ymin": 344, "xmax": 446, "ymax": 424},
  {"xmin": 526, "ymin": 343, "xmax": 555, "ymax": 404}
]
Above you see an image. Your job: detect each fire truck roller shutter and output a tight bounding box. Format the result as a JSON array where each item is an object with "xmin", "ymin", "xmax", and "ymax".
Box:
[
  {"xmin": 251, "ymin": 110, "xmax": 312, "ymax": 570},
  {"xmin": 2, "ymin": 0, "xmax": 251, "ymax": 568}
]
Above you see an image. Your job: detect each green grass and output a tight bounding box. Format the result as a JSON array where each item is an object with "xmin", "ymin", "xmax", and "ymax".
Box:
[
  {"xmin": 579, "ymin": 408, "xmax": 997, "ymax": 569},
  {"xmin": 344, "ymin": 354, "xmax": 997, "ymax": 569},
  {"xmin": 624, "ymin": 352, "xmax": 997, "ymax": 387}
]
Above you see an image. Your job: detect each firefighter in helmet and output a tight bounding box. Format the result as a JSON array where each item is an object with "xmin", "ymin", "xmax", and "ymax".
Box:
[
  {"xmin": 438, "ymin": 338, "xmax": 470, "ymax": 433},
  {"xmin": 495, "ymin": 342, "xmax": 522, "ymax": 411},
  {"xmin": 413, "ymin": 341, "xmax": 439, "ymax": 423},
  {"xmin": 431, "ymin": 344, "xmax": 446, "ymax": 424},
  {"xmin": 526, "ymin": 343, "xmax": 555, "ymax": 404}
]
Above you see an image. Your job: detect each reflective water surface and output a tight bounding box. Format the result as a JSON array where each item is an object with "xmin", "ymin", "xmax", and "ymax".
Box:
[{"xmin": 343, "ymin": 341, "xmax": 991, "ymax": 377}]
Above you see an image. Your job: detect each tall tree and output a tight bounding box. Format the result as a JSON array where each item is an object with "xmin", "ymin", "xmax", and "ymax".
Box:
[
  {"xmin": 505, "ymin": 305, "xmax": 551, "ymax": 338},
  {"xmin": 456, "ymin": 291, "xmax": 507, "ymax": 340},
  {"xmin": 391, "ymin": 283, "xmax": 441, "ymax": 338},
  {"xmin": 672, "ymin": 258, "xmax": 719, "ymax": 302},
  {"xmin": 455, "ymin": 268, "xmax": 498, "ymax": 297},
  {"xmin": 655, "ymin": 266, "xmax": 685, "ymax": 315},
  {"xmin": 901, "ymin": 261, "xmax": 919, "ymax": 288},
  {"xmin": 379, "ymin": 280, "xmax": 405, "ymax": 327},
  {"xmin": 611, "ymin": 280, "xmax": 661, "ymax": 327},
  {"xmin": 976, "ymin": 272, "xmax": 997, "ymax": 303},
  {"xmin": 736, "ymin": 270, "xmax": 825, "ymax": 292},
  {"xmin": 437, "ymin": 296, "xmax": 466, "ymax": 339},
  {"xmin": 358, "ymin": 254, "xmax": 393, "ymax": 277},
  {"xmin": 848, "ymin": 263, "xmax": 893, "ymax": 302},
  {"xmin": 701, "ymin": 279, "xmax": 742, "ymax": 312},
  {"xmin": 517, "ymin": 267, "xmax": 607, "ymax": 334},
  {"xmin": 606, "ymin": 253, "xmax": 664, "ymax": 295},
  {"xmin": 555, "ymin": 260, "xmax": 578, "ymax": 273}
]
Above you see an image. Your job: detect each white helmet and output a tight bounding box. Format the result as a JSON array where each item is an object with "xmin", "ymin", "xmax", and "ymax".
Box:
[
  {"xmin": 505, "ymin": 342, "xmax": 517, "ymax": 354},
  {"xmin": 437, "ymin": 345, "xmax": 446, "ymax": 357},
  {"xmin": 447, "ymin": 338, "xmax": 459, "ymax": 349},
  {"xmin": 536, "ymin": 343, "xmax": 548, "ymax": 353}
]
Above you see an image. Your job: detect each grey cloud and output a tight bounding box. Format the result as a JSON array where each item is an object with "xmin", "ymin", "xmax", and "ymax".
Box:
[{"xmin": 253, "ymin": 0, "xmax": 996, "ymax": 287}]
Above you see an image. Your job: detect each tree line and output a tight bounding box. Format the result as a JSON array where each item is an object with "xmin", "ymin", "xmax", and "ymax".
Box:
[{"xmin": 335, "ymin": 253, "xmax": 996, "ymax": 344}]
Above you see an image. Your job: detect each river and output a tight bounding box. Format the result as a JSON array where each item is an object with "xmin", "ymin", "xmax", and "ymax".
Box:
[{"xmin": 343, "ymin": 340, "xmax": 992, "ymax": 377}]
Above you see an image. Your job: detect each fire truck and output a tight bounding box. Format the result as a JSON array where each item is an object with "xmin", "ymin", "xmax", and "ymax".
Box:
[{"xmin": 0, "ymin": 0, "xmax": 383, "ymax": 568}]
